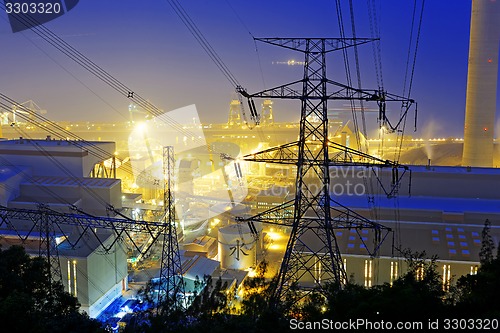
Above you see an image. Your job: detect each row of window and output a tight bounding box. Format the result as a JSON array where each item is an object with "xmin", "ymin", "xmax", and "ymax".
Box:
[{"xmin": 340, "ymin": 260, "xmax": 479, "ymax": 290}]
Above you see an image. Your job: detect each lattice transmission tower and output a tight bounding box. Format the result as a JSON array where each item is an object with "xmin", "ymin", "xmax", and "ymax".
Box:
[
  {"xmin": 236, "ymin": 38, "xmax": 413, "ymax": 308},
  {"xmin": 158, "ymin": 145, "xmax": 185, "ymax": 311}
]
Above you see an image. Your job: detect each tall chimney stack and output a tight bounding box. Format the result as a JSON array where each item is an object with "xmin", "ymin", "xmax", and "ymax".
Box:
[{"xmin": 462, "ymin": 0, "xmax": 500, "ymax": 167}]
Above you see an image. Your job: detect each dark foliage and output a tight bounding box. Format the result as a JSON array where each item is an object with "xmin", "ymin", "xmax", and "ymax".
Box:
[{"xmin": 0, "ymin": 245, "xmax": 105, "ymax": 333}]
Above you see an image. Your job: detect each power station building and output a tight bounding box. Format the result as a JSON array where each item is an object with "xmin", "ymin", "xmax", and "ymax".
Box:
[
  {"xmin": 0, "ymin": 137, "xmax": 128, "ymax": 318},
  {"xmin": 259, "ymin": 164, "xmax": 500, "ymax": 287}
]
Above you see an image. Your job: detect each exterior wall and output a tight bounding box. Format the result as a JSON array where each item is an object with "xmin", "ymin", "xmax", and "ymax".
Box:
[
  {"xmin": 327, "ymin": 165, "xmax": 500, "ymax": 200},
  {"xmin": 59, "ymin": 237, "xmax": 128, "ymax": 318},
  {"xmin": 0, "ymin": 166, "xmax": 31, "ymax": 206},
  {"xmin": 88, "ymin": 281, "xmax": 124, "ymax": 318},
  {"xmin": 343, "ymin": 255, "xmax": 480, "ymax": 289},
  {"xmin": 270, "ymin": 166, "xmax": 500, "ymax": 288},
  {"xmin": 60, "ymin": 255, "xmax": 90, "ymax": 309},
  {"xmin": 12, "ymin": 177, "xmax": 122, "ymax": 216},
  {"xmin": 81, "ymin": 180, "xmax": 123, "ymax": 214},
  {"xmin": 0, "ymin": 139, "xmax": 116, "ymax": 178},
  {"xmin": 86, "ymin": 240, "xmax": 128, "ymax": 314}
]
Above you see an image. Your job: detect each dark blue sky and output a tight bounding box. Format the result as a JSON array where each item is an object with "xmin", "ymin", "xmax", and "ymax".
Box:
[{"xmin": 1, "ymin": 0, "xmax": 495, "ymax": 138}]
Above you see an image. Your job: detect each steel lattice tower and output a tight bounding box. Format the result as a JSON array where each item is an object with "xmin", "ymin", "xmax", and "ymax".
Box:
[
  {"xmin": 235, "ymin": 38, "xmax": 412, "ymax": 308},
  {"xmin": 158, "ymin": 146, "xmax": 185, "ymax": 311},
  {"xmin": 38, "ymin": 203, "xmax": 63, "ymax": 295}
]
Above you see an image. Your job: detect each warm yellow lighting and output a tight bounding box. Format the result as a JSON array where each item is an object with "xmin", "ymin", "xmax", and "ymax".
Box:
[
  {"xmin": 135, "ymin": 122, "xmax": 147, "ymax": 134},
  {"xmin": 247, "ymin": 268, "xmax": 256, "ymax": 278},
  {"xmin": 266, "ymin": 231, "xmax": 282, "ymax": 241},
  {"xmin": 269, "ymin": 244, "xmax": 284, "ymax": 251}
]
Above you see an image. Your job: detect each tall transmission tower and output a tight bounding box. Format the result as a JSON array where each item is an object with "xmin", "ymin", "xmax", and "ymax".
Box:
[
  {"xmin": 158, "ymin": 146, "xmax": 185, "ymax": 312},
  {"xmin": 236, "ymin": 38, "xmax": 413, "ymax": 308}
]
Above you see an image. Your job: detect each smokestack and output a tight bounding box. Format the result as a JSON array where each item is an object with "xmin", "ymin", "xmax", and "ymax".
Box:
[{"xmin": 462, "ymin": 0, "xmax": 500, "ymax": 167}]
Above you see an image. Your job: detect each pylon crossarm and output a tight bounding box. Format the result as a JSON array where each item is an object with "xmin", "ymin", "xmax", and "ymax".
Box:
[
  {"xmin": 254, "ymin": 37, "xmax": 377, "ymax": 53},
  {"xmin": 0, "ymin": 206, "xmax": 169, "ymax": 233},
  {"xmin": 237, "ymin": 80, "xmax": 305, "ymax": 100},
  {"xmin": 328, "ymin": 141, "xmax": 393, "ymax": 165},
  {"xmin": 237, "ymin": 141, "xmax": 299, "ymax": 164}
]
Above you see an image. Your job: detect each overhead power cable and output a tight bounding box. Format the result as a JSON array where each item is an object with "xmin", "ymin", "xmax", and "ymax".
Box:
[
  {"xmin": 0, "ymin": 3, "xmax": 219, "ymax": 149},
  {"xmin": 165, "ymin": 0, "xmax": 240, "ymax": 88}
]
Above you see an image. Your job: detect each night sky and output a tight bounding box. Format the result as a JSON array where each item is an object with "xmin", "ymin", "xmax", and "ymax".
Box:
[{"xmin": 0, "ymin": 0, "xmax": 495, "ymax": 138}]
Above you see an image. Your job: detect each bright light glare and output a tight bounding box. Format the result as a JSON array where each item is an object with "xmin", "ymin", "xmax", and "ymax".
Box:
[
  {"xmin": 266, "ymin": 231, "xmax": 282, "ymax": 241},
  {"xmin": 135, "ymin": 122, "xmax": 147, "ymax": 134}
]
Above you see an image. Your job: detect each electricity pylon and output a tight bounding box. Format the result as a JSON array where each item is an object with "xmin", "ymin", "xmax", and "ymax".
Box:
[
  {"xmin": 158, "ymin": 146, "xmax": 185, "ymax": 312},
  {"xmin": 236, "ymin": 38, "xmax": 414, "ymax": 308}
]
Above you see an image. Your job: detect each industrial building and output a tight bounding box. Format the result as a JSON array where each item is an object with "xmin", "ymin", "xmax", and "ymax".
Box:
[{"xmin": 0, "ymin": 137, "xmax": 128, "ymax": 318}]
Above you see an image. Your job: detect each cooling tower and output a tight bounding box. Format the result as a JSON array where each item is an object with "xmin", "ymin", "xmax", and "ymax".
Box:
[{"xmin": 462, "ymin": 0, "xmax": 500, "ymax": 167}]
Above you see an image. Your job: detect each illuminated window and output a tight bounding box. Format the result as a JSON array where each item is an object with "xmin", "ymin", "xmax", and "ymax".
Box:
[
  {"xmin": 416, "ymin": 264, "xmax": 424, "ymax": 281},
  {"xmin": 364, "ymin": 260, "xmax": 372, "ymax": 288},
  {"xmin": 67, "ymin": 260, "xmax": 72, "ymax": 295},
  {"xmin": 470, "ymin": 265, "xmax": 478, "ymax": 275},
  {"xmin": 342, "ymin": 258, "xmax": 347, "ymax": 285},
  {"xmin": 442, "ymin": 264, "xmax": 451, "ymax": 291},
  {"xmin": 315, "ymin": 258, "xmax": 322, "ymax": 283},
  {"xmin": 390, "ymin": 261, "xmax": 398, "ymax": 286},
  {"xmin": 73, "ymin": 260, "xmax": 77, "ymax": 297}
]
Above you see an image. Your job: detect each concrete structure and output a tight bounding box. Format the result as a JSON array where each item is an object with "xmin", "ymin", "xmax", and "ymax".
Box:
[
  {"xmin": 462, "ymin": 0, "xmax": 500, "ymax": 167},
  {"xmin": 0, "ymin": 136, "xmax": 116, "ymax": 178},
  {"xmin": 58, "ymin": 230, "xmax": 128, "ymax": 318},
  {"xmin": 248, "ymin": 165, "xmax": 500, "ymax": 287},
  {"xmin": 332, "ymin": 165, "xmax": 500, "ymax": 286},
  {"xmin": 0, "ymin": 138, "xmax": 129, "ymax": 318},
  {"xmin": 182, "ymin": 235, "xmax": 218, "ymax": 258},
  {"xmin": 182, "ymin": 254, "xmax": 220, "ymax": 293},
  {"xmin": 218, "ymin": 224, "xmax": 257, "ymax": 270}
]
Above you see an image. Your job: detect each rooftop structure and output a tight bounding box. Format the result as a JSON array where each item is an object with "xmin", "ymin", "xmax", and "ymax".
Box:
[{"xmin": 0, "ymin": 137, "xmax": 116, "ymax": 178}]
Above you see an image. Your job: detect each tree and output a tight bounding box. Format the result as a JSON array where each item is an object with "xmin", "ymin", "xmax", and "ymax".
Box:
[
  {"xmin": 452, "ymin": 221, "xmax": 500, "ymax": 317},
  {"xmin": 0, "ymin": 245, "xmax": 105, "ymax": 333},
  {"xmin": 479, "ymin": 219, "xmax": 495, "ymax": 264},
  {"xmin": 327, "ymin": 249, "xmax": 451, "ymax": 321}
]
